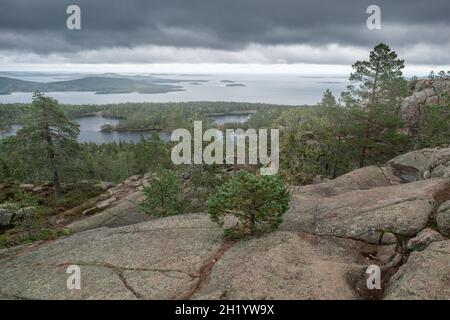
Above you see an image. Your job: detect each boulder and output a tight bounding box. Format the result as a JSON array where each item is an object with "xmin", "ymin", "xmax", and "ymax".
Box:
[
  {"xmin": 374, "ymin": 244, "xmax": 397, "ymax": 265},
  {"xmin": 284, "ymin": 174, "xmax": 450, "ymax": 242},
  {"xmin": 82, "ymin": 207, "xmax": 98, "ymax": 216},
  {"xmin": 0, "ymin": 207, "xmax": 13, "ymax": 227},
  {"xmin": 429, "ymin": 148, "xmax": 450, "ymax": 179},
  {"xmin": 59, "ymin": 193, "xmax": 111, "ymax": 218},
  {"xmin": 31, "ymin": 186, "xmax": 44, "ymax": 193},
  {"xmin": 384, "ymin": 148, "xmax": 438, "ymax": 182},
  {"xmin": 124, "ymin": 175, "xmax": 141, "ymax": 184},
  {"xmin": 19, "ymin": 184, "xmax": 34, "ymax": 190},
  {"xmin": 310, "ymin": 179, "xmax": 450, "ymax": 243},
  {"xmin": 436, "ymin": 200, "xmax": 450, "ymax": 237},
  {"xmin": 67, "ymin": 191, "xmax": 150, "ymax": 233},
  {"xmin": 385, "ymin": 240, "xmax": 450, "ymax": 300},
  {"xmin": 94, "ymin": 182, "xmax": 115, "ymax": 191},
  {"xmin": 14, "ymin": 206, "xmax": 36, "ymax": 220},
  {"xmin": 406, "ymin": 228, "xmax": 445, "ymax": 252},
  {"xmin": 295, "ymin": 166, "xmax": 395, "ymax": 198},
  {"xmin": 95, "ymin": 197, "xmax": 117, "ymax": 210}
]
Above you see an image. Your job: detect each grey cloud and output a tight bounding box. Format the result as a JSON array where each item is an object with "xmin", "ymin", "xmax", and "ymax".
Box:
[{"xmin": 0, "ymin": 0, "xmax": 449, "ymax": 64}]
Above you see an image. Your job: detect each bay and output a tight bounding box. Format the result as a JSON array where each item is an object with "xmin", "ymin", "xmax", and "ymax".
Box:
[{"xmin": 0, "ymin": 74, "xmax": 348, "ymax": 106}]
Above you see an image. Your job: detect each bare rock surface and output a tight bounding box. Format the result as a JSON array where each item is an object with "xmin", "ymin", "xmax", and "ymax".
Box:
[
  {"xmin": 0, "ymin": 212, "xmax": 378, "ymax": 300},
  {"xmin": 0, "ymin": 214, "xmax": 223, "ymax": 299},
  {"xmin": 193, "ymin": 232, "xmax": 374, "ymax": 300}
]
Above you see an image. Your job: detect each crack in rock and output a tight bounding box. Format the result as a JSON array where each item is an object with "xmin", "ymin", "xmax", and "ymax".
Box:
[{"xmin": 175, "ymin": 240, "xmax": 236, "ymax": 300}]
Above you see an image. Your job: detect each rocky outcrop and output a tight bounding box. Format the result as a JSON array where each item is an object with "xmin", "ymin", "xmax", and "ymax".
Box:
[
  {"xmin": 385, "ymin": 240, "xmax": 450, "ymax": 300},
  {"xmin": 316, "ymin": 180, "xmax": 445, "ymax": 243},
  {"xmin": 0, "ymin": 147, "xmax": 449, "ymax": 300},
  {"xmin": 0, "ymin": 214, "xmax": 377, "ymax": 300},
  {"xmin": 67, "ymin": 191, "xmax": 151, "ymax": 233},
  {"xmin": 399, "ymin": 79, "xmax": 449, "ymax": 134},
  {"xmin": 63, "ymin": 174, "xmax": 152, "ymax": 232},
  {"xmin": 287, "ymin": 178, "xmax": 449, "ymax": 244}
]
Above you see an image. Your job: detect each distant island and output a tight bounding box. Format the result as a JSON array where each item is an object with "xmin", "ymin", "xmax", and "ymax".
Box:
[
  {"xmin": 221, "ymin": 80, "xmax": 235, "ymax": 83},
  {"xmin": 317, "ymin": 81, "xmax": 341, "ymax": 84},
  {"xmin": 0, "ymin": 75, "xmax": 192, "ymax": 95},
  {"xmin": 226, "ymin": 83, "xmax": 246, "ymax": 87}
]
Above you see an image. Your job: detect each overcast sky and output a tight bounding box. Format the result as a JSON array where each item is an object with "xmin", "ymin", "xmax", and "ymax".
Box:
[{"xmin": 1, "ymin": 0, "xmax": 449, "ymax": 74}]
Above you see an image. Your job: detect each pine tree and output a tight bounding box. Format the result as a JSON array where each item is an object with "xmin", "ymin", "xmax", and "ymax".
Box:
[
  {"xmin": 140, "ymin": 169, "xmax": 182, "ymax": 217},
  {"xmin": 16, "ymin": 92, "xmax": 80, "ymax": 196},
  {"xmin": 342, "ymin": 43, "xmax": 409, "ymax": 167},
  {"xmin": 207, "ymin": 171, "xmax": 290, "ymax": 239}
]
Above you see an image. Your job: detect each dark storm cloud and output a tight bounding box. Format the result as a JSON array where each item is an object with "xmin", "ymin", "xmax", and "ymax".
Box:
[{"xmin": 0, "ymin": 0, "xmax": 449, "ymax": 64}]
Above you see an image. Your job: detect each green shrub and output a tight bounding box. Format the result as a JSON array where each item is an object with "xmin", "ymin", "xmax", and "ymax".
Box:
[
  {"xmin": 207, "ymin": 171, "xmax": 291, "ymax": 239},
  {"xmin": 0, "ymin": 227, "xmax": 71, "ymax": 249},
  {"xmin": 140, "ymin": 169, "xmax": 182, "ymax": 217},
  {"xmin": 0, "ymin": 190, "xmax": 72, "ymax": 248}
]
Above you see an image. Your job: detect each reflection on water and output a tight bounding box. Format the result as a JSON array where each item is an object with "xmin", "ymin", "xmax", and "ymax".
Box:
[
  {"xmin": 0, "ymin": 124, "xmax": 21, "ymax": 139},
  {"xmin": 76, "ymin": 116, "xmax": 172, "ymax": 144},
  {"xmin": 211, "ymin": 114, "xmax": 251, "ymax": 125}
]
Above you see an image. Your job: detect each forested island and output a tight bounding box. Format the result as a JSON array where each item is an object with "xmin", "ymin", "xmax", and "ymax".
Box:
[
  {"xmin": 0, "ymin": 74, "xmax": 211, "ymax": 95},
  {"xmin": 0, "ymin": 101, "xmax": 291, "ymax": 132}
]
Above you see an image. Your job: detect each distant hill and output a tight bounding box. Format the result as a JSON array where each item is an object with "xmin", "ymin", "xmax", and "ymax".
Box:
[{"xmin": 0, "ymin": 76, "xmax": 187, "ymax": 95}]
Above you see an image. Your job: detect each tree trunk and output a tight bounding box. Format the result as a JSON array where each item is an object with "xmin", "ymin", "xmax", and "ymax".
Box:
[
  {"xmin": 359, "ymin": 64, "xmax": 379, "ymax": 168},
  {"xmin": 359, "ymin": 118, "xmax": 371, "ymax": 168},
  {"xmin": 332, "ymin": 120, "xmax": 344, "ymax": 178},
  {"xmin": 46, "ymin": 137, "xmax": 62, "ymax": 196}
]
